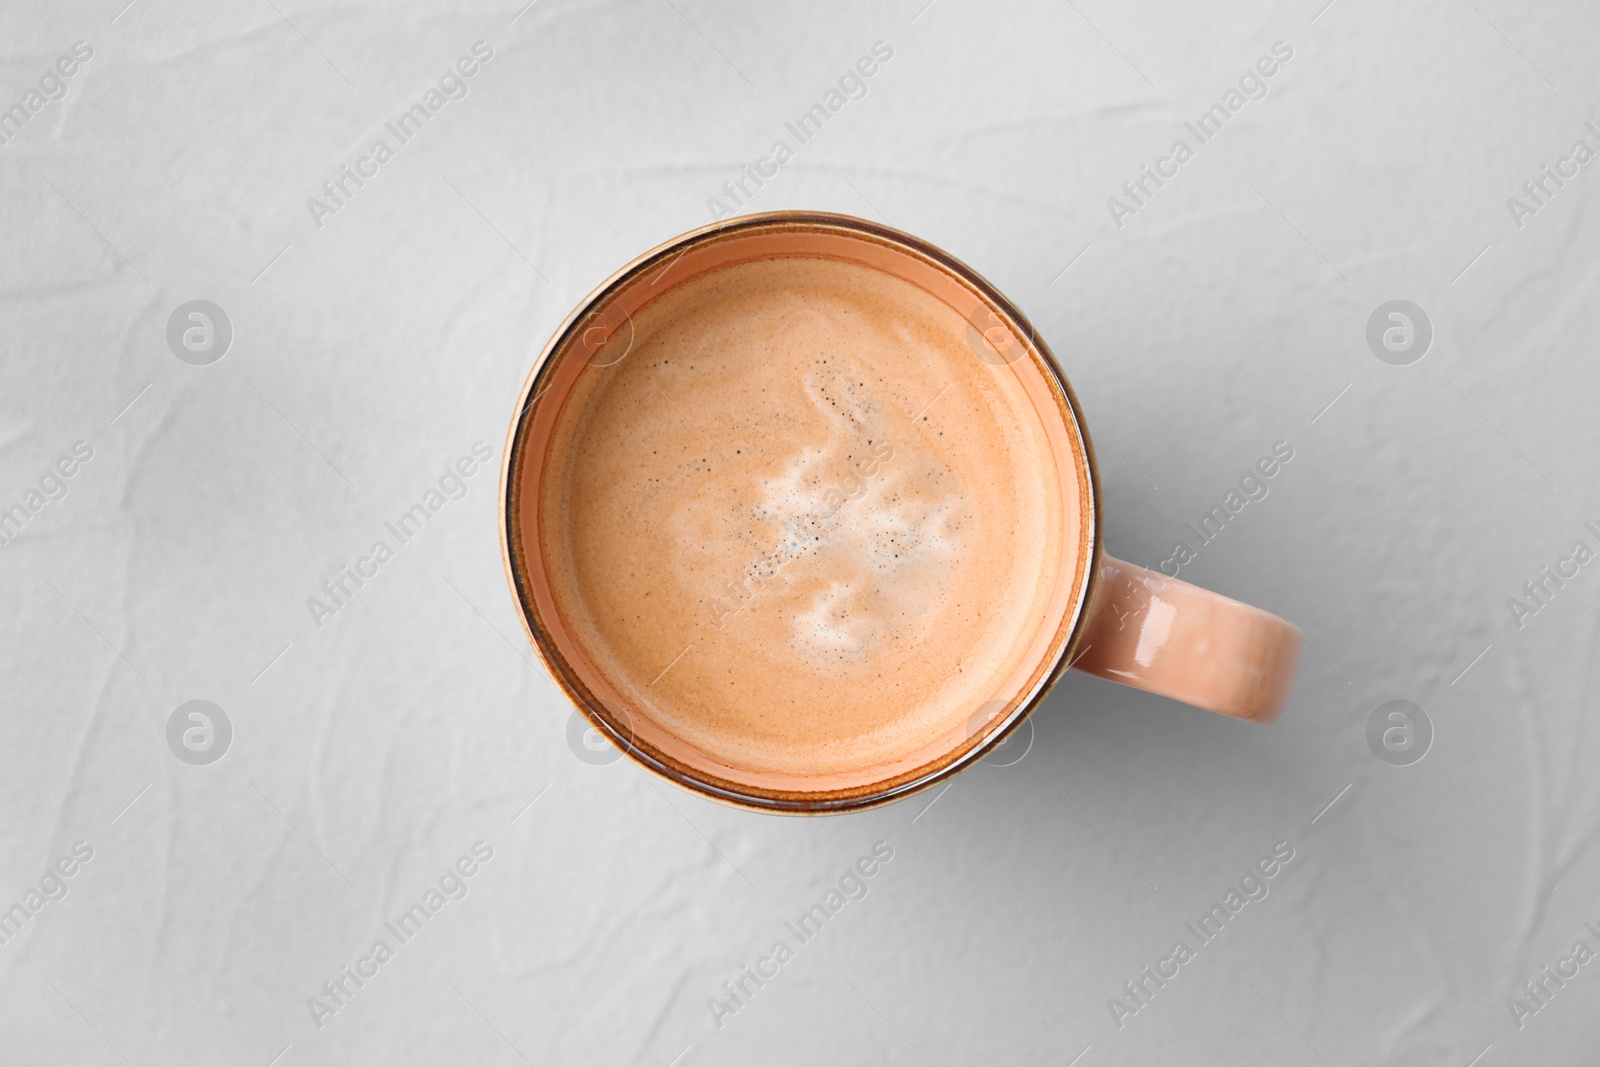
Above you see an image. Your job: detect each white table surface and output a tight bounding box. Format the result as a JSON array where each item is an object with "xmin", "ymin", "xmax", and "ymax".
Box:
[{"xmin": 3, "ymin": 1, "xmax": 1599, "ymax": 1064}]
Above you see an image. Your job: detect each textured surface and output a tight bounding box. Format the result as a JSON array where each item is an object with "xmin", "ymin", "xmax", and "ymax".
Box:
[{"xmin": 2, "ymin": 1, "xmax": 1598, "ymax": 1064}]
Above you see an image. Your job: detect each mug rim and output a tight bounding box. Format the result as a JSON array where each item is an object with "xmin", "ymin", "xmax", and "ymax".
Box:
[{"xmin": 499, "ymin": 210, "xmax": 1104, "ymax": 814}]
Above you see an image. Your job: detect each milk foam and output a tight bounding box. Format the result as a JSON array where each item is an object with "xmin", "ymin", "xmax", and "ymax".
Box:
[
  {"xmin": 706, "ymin": 368, "xmax": 960, "ymax": 657},
  {"xmin": 539, "ymin": 254, "xmax": 1072, "ymax": 779}
]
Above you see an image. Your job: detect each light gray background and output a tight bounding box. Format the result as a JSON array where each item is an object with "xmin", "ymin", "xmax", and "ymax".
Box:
[{"xmin": 3, "ymin": 0, "xmax": 1597, "ymax": 1064}]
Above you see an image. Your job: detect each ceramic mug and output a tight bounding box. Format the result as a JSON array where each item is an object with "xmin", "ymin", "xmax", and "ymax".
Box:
[{"xmin": 500, "ymin": 212, "xmax": 1301, "ymax": 813}]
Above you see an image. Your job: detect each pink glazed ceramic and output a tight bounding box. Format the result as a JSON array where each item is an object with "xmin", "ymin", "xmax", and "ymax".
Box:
[{"xmin": 501, "ymin": 212, "xmax": 1302, "ymax": 814}]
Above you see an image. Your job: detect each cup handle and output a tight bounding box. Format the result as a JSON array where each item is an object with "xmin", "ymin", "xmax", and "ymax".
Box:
[{"xmin": 1070, "ymin": 556, "xmax": 1302, "ymax": 722}]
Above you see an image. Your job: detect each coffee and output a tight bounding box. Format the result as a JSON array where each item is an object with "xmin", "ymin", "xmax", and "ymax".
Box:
[
  {"xmin": 506, "ymin": 215, "xmax": 1301, "ymax": 811},
  {"xmin": 537, "ymin": 255, "xmax": 1076, "ymax": 781}
]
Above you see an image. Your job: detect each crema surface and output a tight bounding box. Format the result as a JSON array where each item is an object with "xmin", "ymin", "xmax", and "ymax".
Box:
[{"xmin": 541, "ymin": 256, "xmax": 1070, "ymax": 779}]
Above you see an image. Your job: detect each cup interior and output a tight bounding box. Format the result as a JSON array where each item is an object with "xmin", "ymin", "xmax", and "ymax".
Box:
[{"xmin": 501, "ymin": 213, "xmax": 1100, "ymax": 812}]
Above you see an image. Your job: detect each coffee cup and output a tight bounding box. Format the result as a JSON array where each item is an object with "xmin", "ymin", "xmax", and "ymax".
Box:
[{"xmin": 501, "ymin": 212, "xmax": 1301, "ymax": 813}]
